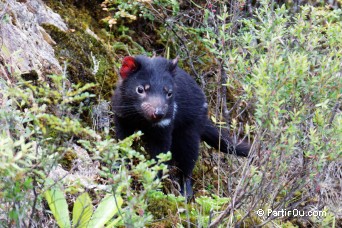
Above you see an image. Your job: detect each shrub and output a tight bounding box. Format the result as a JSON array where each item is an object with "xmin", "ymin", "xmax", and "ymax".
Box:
[
  {"xmin": 0, "ymin": 70, "xmax": 170, "ymax": 227},
  {"xmin": 197, "ymin": 2, "xmax": 341, "ymax": 227}
]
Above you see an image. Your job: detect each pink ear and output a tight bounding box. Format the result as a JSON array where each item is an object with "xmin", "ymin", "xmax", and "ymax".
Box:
[{"xmin": 120, "ymin": 56, "xmax": 137, "ymax": 79}]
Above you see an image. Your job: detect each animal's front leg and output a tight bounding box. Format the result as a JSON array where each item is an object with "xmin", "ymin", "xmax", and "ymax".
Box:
[
  {"xmin": 144, "ymin": 130, "xmax": 172, "ymax": 160},
  {"xmin": 143, "ymin": 129, "xmax": 172, "ymax": 180},
  {"xmin": 171, "ymin": 127, "xmax": 201, "ymax": 200},
  {"xmin": 114, "ymin": 116, "xmax": 135, "ymax": 140}
]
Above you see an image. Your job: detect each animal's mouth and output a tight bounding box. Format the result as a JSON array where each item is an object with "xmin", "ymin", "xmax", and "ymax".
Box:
[
  {"xmin": 151, "ymin": 113, "xmax": 164, "ymax": 121},
  {"xmin": 148, "ymin": 115, "xmax": 165, "ymax": 124}
]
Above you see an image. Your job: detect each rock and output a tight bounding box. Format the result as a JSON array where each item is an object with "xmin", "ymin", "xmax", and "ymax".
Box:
[
  {"xmin": 47, "ymin": 144, "xmax": 106, "ymax": 191},
  {"xmin": 0, "ymin": 0, "xmax": 68, "ymax": 80},
  {"xmin": 92, "ymin": 101, "xmax": 110, "ymax": 133}
]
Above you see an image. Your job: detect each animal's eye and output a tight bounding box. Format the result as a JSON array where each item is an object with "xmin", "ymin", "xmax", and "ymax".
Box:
[
  {"xmin": 167, "ymin": 91, "xmax": 173, "ymax": 98},
  {"xmin": 136, "ymin": 86, "xmax": 144, "ymax": 94}
]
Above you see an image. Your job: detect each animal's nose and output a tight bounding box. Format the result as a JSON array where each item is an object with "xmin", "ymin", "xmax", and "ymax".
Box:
[{"xmin": 153, "ymin": 108, "xmax": 165, "ymax": 120}]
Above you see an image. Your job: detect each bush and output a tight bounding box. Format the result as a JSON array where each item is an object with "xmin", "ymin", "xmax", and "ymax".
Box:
[
  {"xmin": 194, "ymin": 2, "xmax": 341, "ymax": 227},
  {"xmin": 0, "ymin": 71, "xmax": 170, "ymax": 227}
]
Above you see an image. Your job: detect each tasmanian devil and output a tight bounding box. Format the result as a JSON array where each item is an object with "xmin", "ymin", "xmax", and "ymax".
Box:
[{"xmin": 112, "ymin": 55, "xmax": 250, "ymax": 198}]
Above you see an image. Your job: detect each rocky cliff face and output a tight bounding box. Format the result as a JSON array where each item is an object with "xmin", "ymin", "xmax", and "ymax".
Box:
[{"xmin": 0, "ymin": 0, "xmax": 68, "ymax": 80}]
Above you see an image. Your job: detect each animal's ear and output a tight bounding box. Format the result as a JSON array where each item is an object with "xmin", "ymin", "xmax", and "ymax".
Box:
[
  {"xmin": 120, "ymin": 56, "xmax": 139, "ymax": 79},
  {"xmin": 169, "ymin": 56, "xmax": 178, "ymax": 73}
]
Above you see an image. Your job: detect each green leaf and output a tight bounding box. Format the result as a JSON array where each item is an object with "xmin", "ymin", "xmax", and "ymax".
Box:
[
  {"xmin": 105, "ymin": 216, "xmax": 123, "ymax": 228},
  {"xmin": 44, "ymin": 188, "xmax": 70, "ymax": 228},
  {"xmin": 72, "ymin": 192, "xmax": 93, "ymax": 228},
  {"xmin": 87, "ymin": 194, "xmax": 123, "ymax": 228}
]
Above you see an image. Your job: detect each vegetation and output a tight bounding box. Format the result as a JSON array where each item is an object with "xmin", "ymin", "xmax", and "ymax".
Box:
[{"xmin": 0, "ymin": 0, "xmax": 341, "ymax": 227}]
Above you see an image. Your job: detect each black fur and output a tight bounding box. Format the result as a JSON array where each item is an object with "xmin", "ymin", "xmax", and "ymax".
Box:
[{"xmin": 112, "ymin": 56, "xmax": 249, "ymax": 198}]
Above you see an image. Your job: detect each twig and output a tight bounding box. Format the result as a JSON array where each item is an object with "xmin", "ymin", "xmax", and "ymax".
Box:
[
  {"xmin": 208, "ymin": 190, "xmax": 246, "ymax": 227},
  {"xmin": 220, "ymin": 65, "xmax": 230, "ymax": 124},
  {"xmin": 28, "ymin": 176, "xmax": 38, "ymax": 228},
  {"xmin": 169, "ymin": 25, "xmax": 200, "ymax": 79},
  {"xmin": 329, "ymin": 101, "xmax": 340, "ymax": 125}
]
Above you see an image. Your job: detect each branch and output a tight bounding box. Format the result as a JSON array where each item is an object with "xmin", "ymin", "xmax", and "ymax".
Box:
[
  {"xmin": 220, "ymin": 64, "xmax": 230, "ymax": 125},
  {"xmin": 208, "ymin": 190, "xmax": 246, "ymax": 227},
  {"xmin": 329, "ymin": 101, "xmax": 340, "ymax": 125}
]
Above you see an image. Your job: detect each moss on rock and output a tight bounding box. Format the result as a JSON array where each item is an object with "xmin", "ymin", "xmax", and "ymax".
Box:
[{"xmin": 42, "ymin": 1, "xmax": 118, "ymax": 99}]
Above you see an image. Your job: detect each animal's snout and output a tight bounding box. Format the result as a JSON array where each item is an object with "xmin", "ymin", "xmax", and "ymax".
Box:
[
  {"xmin": 152, "ymin": 108, "xmax": 165, "ymax": 120},
  {"xmin": 141, "ymin": 99, "xmax": 168, "ymax": 122}
]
